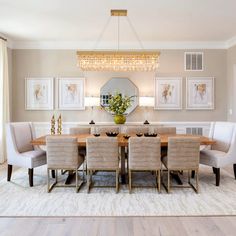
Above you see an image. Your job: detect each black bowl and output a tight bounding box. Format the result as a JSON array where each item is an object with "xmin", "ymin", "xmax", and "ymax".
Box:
[
  {"xmin": 106, "ymin": 132, "xmax": 119, "ymax": 137},
  {"xmin": 144, "ymin": 133, "xmax": 158, "ymax": 137},
  {"xmin": 93, "ymin": 133, "xmax": 100, "ymax": 137},
  {"xmin": 136, "ymin": 133, "xmax": 143, "ymax": 137},
  {"xmin": 123, "ymin": 135, "xmax": 130, "ymax": 140}
]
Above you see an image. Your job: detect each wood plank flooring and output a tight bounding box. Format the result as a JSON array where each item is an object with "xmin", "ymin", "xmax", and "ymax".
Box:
[{"xmin": 1, "ymin": 216, "xmax": 236, "ymax": 236}]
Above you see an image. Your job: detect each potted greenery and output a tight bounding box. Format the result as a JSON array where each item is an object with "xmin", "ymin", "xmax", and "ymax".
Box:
[{"xmin": 106, "ymin": 92, "xmax": 133, "ymax": 124}]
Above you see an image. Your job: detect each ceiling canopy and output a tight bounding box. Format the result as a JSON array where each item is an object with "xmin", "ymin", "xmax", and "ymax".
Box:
[{"xmin": 0, "ymin": 0, "xmax": 236, "ymax": 49}]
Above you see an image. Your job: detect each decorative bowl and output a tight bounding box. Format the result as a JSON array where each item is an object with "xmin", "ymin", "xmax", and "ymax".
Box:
[
  {"xmin": 93, "ymin": 133, "xmax": 100, "ymax": 137},
  {"xmin": 144, "ymin": 133, "xmax": 158, "ymax": 137},
  {"xmin": 123, "ymin": 135, "xmax": 130, "ymax": 140},
  {"xmin": 136, "ymin": 133, "xmax": 143, "ymax": 137},
  {"xmin": 106, "ymin": 132, "xmax": 119, "ymax": 137}
]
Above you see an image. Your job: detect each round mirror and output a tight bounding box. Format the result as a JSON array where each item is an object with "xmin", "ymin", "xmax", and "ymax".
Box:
[{"xmin": 100, "ymin": 78, "xmax": 139, "ymax": 115}]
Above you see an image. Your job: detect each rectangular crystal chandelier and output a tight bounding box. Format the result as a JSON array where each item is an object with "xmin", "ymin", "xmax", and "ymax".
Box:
[{"xmin": 77, "ymin": 51, "xmax": 160, "ymax": 72}]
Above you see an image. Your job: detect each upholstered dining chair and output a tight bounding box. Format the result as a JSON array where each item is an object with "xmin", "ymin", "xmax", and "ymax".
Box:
[
  {"xmin": 69, "ymin": 127, "xmax": 90, "ymax": 156},
  {"xmin": 154, "ymin": 127, "xmax": 177, "ymax": 157},
  {"xmin": 69, "ymin": 127, "xmax": 90, "ymax": 175},
  {"xmin": 124, "ymin": 126, "xmax": 149, "ymax": 135},
  {"xmin": 200, "ymin": 122, "xmax": 236, "ymax": 186},
  {"xmin": 91, "ymin": 126, "xmax": 119, "ymax": 135},
  {"xmin": 46, "ymin": 136, "xmax": 84, "ymax": 192},
  {"xmin": 69, "ymin": 127, "xmax": 91, "ymax": 135},
  {"xmin": 6, "ymin": 122, "xmax": 47, "ymax": 187},
  {"xmin": 128, "ymin": 137, "xmax": 161, "ymax": 193},
  {"xmin": 162, "ymin": 137, "xmax": 200, "ymax": 193},
  {"xmin": 153, "ymin": 127, "xmax": 176, "ymax": 135},
  {"xmin": 86, "ymin": 137, "xmax": 119, "ymax": 193}
]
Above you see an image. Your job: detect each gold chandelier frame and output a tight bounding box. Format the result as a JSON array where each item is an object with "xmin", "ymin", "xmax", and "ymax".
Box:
[{"xmin": 77, "ymin": 10, "xmax": 160, "ymax": 72}]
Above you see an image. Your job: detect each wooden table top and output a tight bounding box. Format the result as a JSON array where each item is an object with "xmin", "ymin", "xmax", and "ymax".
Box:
[{"xmin": 31, "ymin": 133, "xmax": 215, "ymax": 147}]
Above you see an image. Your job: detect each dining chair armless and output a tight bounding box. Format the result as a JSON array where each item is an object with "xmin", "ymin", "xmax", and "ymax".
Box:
[
  {"xmin": 162, "ymin": 137, "xmax": 200, "ymax": 193},
  {"xmin": 69, "ymin": 127, "xmax": 90, "ymax": 175},
  {"xmin": 46, "ymin": 136, "xmax": 84, "ymax": 192},
  {"xmin": 86, "ymin": 137, "xmax": 119, "ymax": 193},
  {"xmin": 153, "ymin": 127, "xmax": 177, "ymax": 135},
  {"xmin": 128, "ymin": 137, "xmax": 161, "ymax": 193},
  {"xmin": 124, "ymin": 126, "xmax": 149, "ymax": 135},
  {"xmin": 90, "ymin": 126, "xmax": 119, "ymax": 135},
  {"xmin": 153, "ymin": 126, "xmax": 177, "ymax": 158},
  {"xmin": 6, "ymin": 122, "xmax": 46, "ymax": 187}
]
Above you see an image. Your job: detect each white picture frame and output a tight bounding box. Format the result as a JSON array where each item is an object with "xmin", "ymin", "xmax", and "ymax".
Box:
[
  {"xmin": 25, "ymin": 78, "xmax": 54, "ymax": 110},
  {"xmin": 186, "ymin": 77, "xmax": 214, "ymax": 110},
  {"xmin": 58, "ymin": 77, "xmax": 85, "ymax": 110},
  {"xmin": 154, "ymin": 77, "xmax": 182, "ymax": 110}
]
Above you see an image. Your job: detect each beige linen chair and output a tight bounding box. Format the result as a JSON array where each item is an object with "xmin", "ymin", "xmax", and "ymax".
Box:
[
  {"xmin": 162, "ymin": 137, "xmax": 200, "ymax": 193},
  {"xmin": 200, "ymin": 122, "xmax": 236, "ymax": 186},
  {"xmin": 69, "ymin": 127, "xmax": 90, "ymax": 156},
  {"xmin": 6, "ymin": 122, "xmax": 46, "ymax": 187},
  {"xmin": 153, "ymin": 127, "xmax": 176, "ymax": 135},
  {"xmin": 91, "ymin": 126, "xmax": 119, "ymax": 135},
  {"xmin": 69, "ymin": 127, "xmax": 91, "ymax": 135},
  {"xmin": 69, "ymin": 127, "xmax": 90, "ymax": 175},
  {"xmin": 128, "ymin": 137, "xmax": 161, "ymax": 193},
  {"xmin": 86, "ymin": 137, "xmax": 119, "ymax": 193},
  {"xmin": 124, "ymin": 126, "xmax": 149, "ymax": 134},
  {"xmin": 46, "ymin": 136, "xmax": 84, "ymax": 192},
  {"xmin": 154, "ymin": 127, "xmax": 176, "ymax": 157}
]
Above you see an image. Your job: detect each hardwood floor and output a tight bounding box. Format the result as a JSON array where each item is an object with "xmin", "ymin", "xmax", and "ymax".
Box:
[{"xmin": 0, "ymin": 216, "xmax": 236, "ymax": 235}]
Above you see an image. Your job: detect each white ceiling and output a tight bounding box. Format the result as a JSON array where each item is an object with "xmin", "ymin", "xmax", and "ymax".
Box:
[{"xmin": 1, "ymin": 0, "xmax": 236, "ymax": 49}]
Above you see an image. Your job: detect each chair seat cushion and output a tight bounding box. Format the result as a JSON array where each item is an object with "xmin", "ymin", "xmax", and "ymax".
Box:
[
  {"xmin": 21, "ymin": 150, "xmax": 47, "ymax": 168},
  {"xmin": 200, "ymin": 149, "xmax": 227, "ymax": 168}
]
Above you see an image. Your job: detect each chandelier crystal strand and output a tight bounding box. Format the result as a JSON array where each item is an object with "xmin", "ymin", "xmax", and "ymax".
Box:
[
  {"xmin": 77, "ymin": 9, "xmax": 160, "ymax": 72},
  {"xmin": 77, "ymin": 51, "xmax": 159, "ymax": 71}
]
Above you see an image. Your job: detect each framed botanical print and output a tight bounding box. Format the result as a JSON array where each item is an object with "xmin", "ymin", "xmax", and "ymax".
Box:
[
  {"xmin": 154, "ymin": 77, "xmax": 182, "ymax": 110},
  {"xmin": 186, "ymin": 77, "xmax": 214, "ymax": 110},
  {"xmin": 58, "ymin": 77, "xmax": 85, "ymax": 110},
  {"xmin": 25, "ymin": 78, "xmax": 54, "ymax": 110}
]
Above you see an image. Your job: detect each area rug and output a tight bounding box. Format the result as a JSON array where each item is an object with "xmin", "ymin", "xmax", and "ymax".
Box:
[{"xmin": 0, "ymin": 165, "xmax": 236, "ymax": 216}]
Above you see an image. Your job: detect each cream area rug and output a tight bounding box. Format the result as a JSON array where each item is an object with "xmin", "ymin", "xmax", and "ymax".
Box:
[{"xmin": 0, "ymin": 164, "xmax": 236, "ymax": 216}]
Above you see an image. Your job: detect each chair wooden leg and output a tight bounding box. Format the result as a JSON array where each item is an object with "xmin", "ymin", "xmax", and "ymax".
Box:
[
  {"xmin": 116, "ymin": 170, "xmax": 119, "ymax": 193},
  {"xmin": 75, "ymin": 169, "xmax": 78, "ymax": 193},
  {"xmin": 129, "ymin": 170, "xmax": 132, "ymax": 194},
  {"xmin": 155, "ymin": 170, "xmax": 158, "ymax": 190},
  {"xmin": 233, "ymin": 164, "xmax": 236, "ymax": 180},
  {"xmin": 167, "ymin": 170, "xmax": 170, "ymax": 193},
  {"xmin": 28, "ymin": 168, "xmax": 33, "ymax": 187},
  {"xmin": 87, "ymin": 170, "xmax": 90, "ymax": 193},
  {"xmin": 196, "ymin": 170, "xmax": 199, "ymax": 193},
  {"xmin": 215, "ymin": 168, "xmax": 220, "ymax": 186},
  {"xmin": 158, "ymin": 170, "xmax": 161, "ymax": 193},
  {"xmin": 7, "ymin": 164, "xmax": 12, "ymax": 181}
]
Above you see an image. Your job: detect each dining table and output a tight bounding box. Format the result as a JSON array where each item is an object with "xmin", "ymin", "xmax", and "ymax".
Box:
[{"xmin": 31, "ymin": 133, "xmax": 215, "ymax": 185}]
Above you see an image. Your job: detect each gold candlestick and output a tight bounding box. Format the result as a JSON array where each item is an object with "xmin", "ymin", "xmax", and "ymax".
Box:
[
  {"xmin": 57, "ymin": 114, "xmax": 62, "ymax": 135},
  {"xmin": 50, "ymin": 115, "xmax": 56, "ymax": 135}
]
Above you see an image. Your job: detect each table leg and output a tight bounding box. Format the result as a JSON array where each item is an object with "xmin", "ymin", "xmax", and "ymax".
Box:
[
  {"xmin": 65, "ymin": 171, "xmax": 75, "ymax": 185},
  {"xmin": 171, "ymin": 172, "xmax": 183, "ymax": 185},
  {"xmin": 120, "ymin": 147, "xmax": 126, "ymax": 184}
]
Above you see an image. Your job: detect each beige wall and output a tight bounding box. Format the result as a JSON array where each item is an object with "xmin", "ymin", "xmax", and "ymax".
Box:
[
  {"xmin": 12, "ymin": 49, "xmax": 227, "ymax": 123},
  {"xmin": 227, "ymin": 45, "xmax": 236, "ymax": 121}
]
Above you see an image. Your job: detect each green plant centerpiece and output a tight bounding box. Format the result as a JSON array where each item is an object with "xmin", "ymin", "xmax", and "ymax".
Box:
[{"xmin": 106, "ymin": 92, "xmax": 133, "ymax": 124}]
